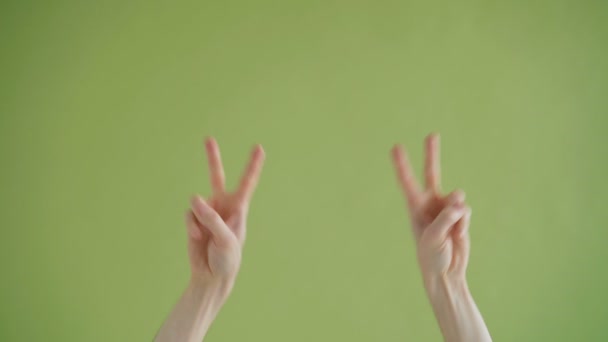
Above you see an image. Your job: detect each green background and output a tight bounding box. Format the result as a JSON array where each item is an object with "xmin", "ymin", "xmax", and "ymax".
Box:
[{"xmin": 1, "ymin": 1, "xmax": 607, "ymax": 341}]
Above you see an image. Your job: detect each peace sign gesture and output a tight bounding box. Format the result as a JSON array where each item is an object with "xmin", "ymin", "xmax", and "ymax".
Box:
[
  {"xmin": 392, "ymin": 134, "xmax": 472, "ymax": 281},
  {"xmin": 186, "ymin": 138, "xmax": 265, "ymax": 283}
]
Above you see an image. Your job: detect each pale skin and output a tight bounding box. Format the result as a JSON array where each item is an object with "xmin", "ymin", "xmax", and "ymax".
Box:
[
  {"xmin": 155, "ymin": 134, "xmax": 491, "ymax": 342},
  {"xmin": 154, "ymin": 138, "xmax": 265, "ymax": 342},
  {"xmin": 392, "ymin": 134, "xmax": 492, "ymax": 342}
]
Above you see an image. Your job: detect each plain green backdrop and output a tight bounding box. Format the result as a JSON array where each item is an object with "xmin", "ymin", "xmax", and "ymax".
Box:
[{"xmin": 1, "ymin": 0, "xmax": 607, "ymax": 341}]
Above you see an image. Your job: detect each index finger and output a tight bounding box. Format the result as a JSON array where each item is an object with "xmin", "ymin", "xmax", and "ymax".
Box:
[
  {"xmin": 205, "ymin": 137, "xmax": 226, "ymax": 194},
  {"xmin": 391, "ymin": 144, "xmax": 422, "ymax": 207},
  {"xmin": 236, "ymin": 144, "xmax": 266, "ymax": 204}
]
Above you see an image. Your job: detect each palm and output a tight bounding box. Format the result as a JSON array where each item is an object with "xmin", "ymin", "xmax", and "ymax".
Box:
[
  {"xmin": 392, "ymin": 134, "xmax": 471, "ymax": 278},
  {"xmin": 185, "ymin": 138, "xmax": 265, "ymax": 280},
  {"xmin": 412, "ymin": 193, "xmax": 450, "ymax": 234}
]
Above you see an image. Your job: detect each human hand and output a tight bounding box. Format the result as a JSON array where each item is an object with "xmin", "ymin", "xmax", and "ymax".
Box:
[
  {"xmin": 185, "ymin": 138, "xmax": 265, "ymax": 288},
  {"xmin": 391, "ymin": 133, "xmax": 471, "ymax": 282}
]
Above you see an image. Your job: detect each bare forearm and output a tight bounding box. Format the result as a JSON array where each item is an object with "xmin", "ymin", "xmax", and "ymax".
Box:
[
  {"xmin": 155, "ymin": 277, "xmax": 232, "ymax": 342},
  {"xmin": 424, "ymin": 275, "xmax": 492, "ymax": 342}
]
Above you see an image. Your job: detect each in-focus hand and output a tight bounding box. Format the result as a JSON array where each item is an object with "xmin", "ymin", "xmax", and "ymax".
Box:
[
  {"xmin": 391, "ymin": 134, "xmax": 471, "ymax": 282},
  {"xmin": 186, "ymin": 138, "xmax": 265, "ymax": 286}
]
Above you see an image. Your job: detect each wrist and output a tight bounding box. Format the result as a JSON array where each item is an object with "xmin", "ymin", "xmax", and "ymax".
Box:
[
  {"xmin": 187, "ymin": 275, "xmax": 235, "ymax": 307},
  {"xmin": 423, "ymin": 273, "xmax": 470, "ymax": 306},
  {"xmin": 424, "ymin": 274, "xmax": 473, "ymax": 317},
  {"xmin": 422, "ymin": 274, "xmax": 493, "ymax": 342}
]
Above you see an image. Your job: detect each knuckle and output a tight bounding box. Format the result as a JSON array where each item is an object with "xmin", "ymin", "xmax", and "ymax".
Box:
[{"xmin": 445, "ymin": 208, "xmax": 461, "ymax": 220}]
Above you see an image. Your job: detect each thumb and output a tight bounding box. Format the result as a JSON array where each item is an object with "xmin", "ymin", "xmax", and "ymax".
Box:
[
  {"xmin": 190, "ymin": 196, "xmax": 233, "ymax": 245},
  {"xmin": 427, "ymin": 204, "xmax": 466, "ymax": 242}
]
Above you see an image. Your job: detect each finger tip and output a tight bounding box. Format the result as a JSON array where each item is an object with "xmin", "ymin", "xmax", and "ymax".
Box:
[
  {"xmin": 253, "ymin": 144, "xmax": 265, "ymax": 158},
  {"xmin": 426, "ymin": 132, "xmax": 440, "ymax": 146},
  {"xmin": 204, "ymin": 137, "xmax": 218, "ymax": 148},
  {"xmin": 391, "ymin": 144, "xmax": 406, "ymax": 158},
  {"xmin": 445, "ymin": 190, "xmax": 465, "ymax": 206},
  {"xmin": 454, "ymin": 189, "xmax": 466, "ymax": 202},
  {"xmin": 190, "ymin": 195, "xmax": 205, "ymax": 207}
]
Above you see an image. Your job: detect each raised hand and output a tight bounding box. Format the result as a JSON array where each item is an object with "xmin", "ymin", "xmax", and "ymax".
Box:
[
  {"xmin": 155, "ymin": 137, "xmax": 265, "ymax": 342},
  {"xmin": 391, "ymin": 133, "xmax": 471, "ymax": 281},
  {"xmin": 186, "ymin": 137, "xmax": 265, "ymax": 284},
  {"xmin": 391, "ymin": 134, "xmax": 492, "ymax": 342}
]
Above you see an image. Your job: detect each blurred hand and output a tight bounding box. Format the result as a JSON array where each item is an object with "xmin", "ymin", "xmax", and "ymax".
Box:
[
  {"xmin": 186, "ymin": 138, "xmax": 265, "ymax": 285},
  {"xmin": 155, "ymin": 138, "xmax": 265, "ymax": 342},
  {"xmin": 391, "ymin": 133, "xmax": 471, "ymax": 281}
]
